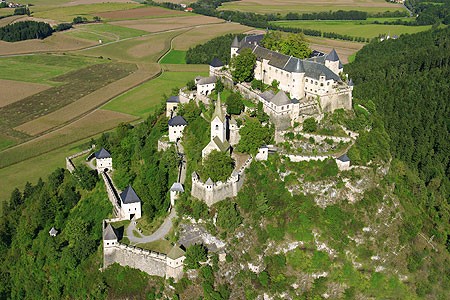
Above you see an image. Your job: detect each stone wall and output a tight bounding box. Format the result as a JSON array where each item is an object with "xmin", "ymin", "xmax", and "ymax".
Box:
[
  {"xmin": 65, "ymin": 146, "xmax": 95, "ymax": 173},
  {"xmin": 286, "ymin": 154, "xmax": 330, "ymax": 162},
  {"xmin": 101, "ymin": 172, "xmax": 121, "ymax": 218},
  {"xmin": 104, "ymin": 244, "xmax": 167, "ymax": 277},
  {"xmin": 191, "ymin": 157, "xmax": 252, "ymax": 206}
]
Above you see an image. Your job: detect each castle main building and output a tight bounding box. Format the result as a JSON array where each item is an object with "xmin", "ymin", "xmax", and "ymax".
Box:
[{"xmin": 229, "ymin": 35, "xmax": 353, "ymax": 117}]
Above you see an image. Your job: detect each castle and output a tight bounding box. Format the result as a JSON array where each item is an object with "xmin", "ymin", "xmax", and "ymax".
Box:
[{"xmin": 210, "ymin": 35, "xmax": 353, "ymax": 128}]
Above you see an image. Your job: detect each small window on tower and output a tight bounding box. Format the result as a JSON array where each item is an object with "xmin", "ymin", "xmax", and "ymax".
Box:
[{"xmin": 215, "ymin": 125, "xmax": 219, "ymax": 130}]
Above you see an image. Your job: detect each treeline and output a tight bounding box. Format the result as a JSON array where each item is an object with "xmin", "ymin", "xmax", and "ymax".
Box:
[
  {"xmin": 186, "ymin": 33, "xmax": 244, "ymax": 65},
  {"xmin": 0, "ymin": 21, "xmax": 53, "ymax": 42},
  {"xmin": 0, "ymin": 104, "xmax": 179, "ymax": 298},
  {"xmin": 285, "ymin": 10, "xmax": 369, "ymax": 20},
  {"xmin": 406, "ymin": 0, "xmax": 450, "ymax": 24},
  {"xmin": 146, "ymin": 0, "xmax": 372, "ymax": 42},
  {"xmin": 346, "ymin": 27, "xmax": 450, "ymax": 252}
]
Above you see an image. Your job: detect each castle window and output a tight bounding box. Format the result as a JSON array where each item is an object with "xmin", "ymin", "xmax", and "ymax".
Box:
[
  {"xmin": 315, "ymin": 81, "xmax": 318, "ymax": 85},
  {"xmin": 107, "ymin": 243, "xmax": 109, "ymax": 245},
  {"xmin": 305, "ymin": 79, "xmax": 308, "ymax": 82},
  {"xmin": 327, "ymin": 82, "xmax": 330, "ymax": 86},
  {"xmin": 287, "ymin": 105, "xmax": 289, "ymax": 109},
  {"xmin": 320, "ymin": 83, "xmax": 324, "ymax": 87}
]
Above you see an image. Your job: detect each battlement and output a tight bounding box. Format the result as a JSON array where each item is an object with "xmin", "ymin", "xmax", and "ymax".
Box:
[{"xmin": 191, "ymin": 157, "xmax": 252, "ymax": 206}]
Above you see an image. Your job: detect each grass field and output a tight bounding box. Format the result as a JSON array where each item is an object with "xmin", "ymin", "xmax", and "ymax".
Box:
[
  {"xmin": 95, "ymin": 6, "xmax": 185, "ymax": 21},
  {"xmin": 102, "ymin": 70, "xmax": 208, "ymax": 117},
  {"xmin": 66, "ymin": 23, "xmax": 148, "ymax": 43},
  {"xmin": 273, "ymin": 20, "xmax": 432, "ymax": 39},
  {"xmin": 0, "ymin": 109, "xmax": 137, "ymax": 169},
  {"xmin": 32, "ymin": 2, "xmax": 144, "ymax": 22},
  {"xmin": 0, "ymin": 54, "xmax": 103, "ymax": 84},
  {"xmin": 160, "ymin": 50, "xmax": 186, "ymax": 64},
  {"xmin": 219, "ymin": 0, "xmax": 405, "ymax": 14}
]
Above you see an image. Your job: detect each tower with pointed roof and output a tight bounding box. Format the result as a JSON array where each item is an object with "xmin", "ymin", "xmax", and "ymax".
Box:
[
  {"xmin": 211, "ymin": 94, "xmax": 226, "ymax": 143},
  {"xmin": 119, "ymin": 185, "xmax": 142, "ymax": 220},
  {"xmin": 202, "ymin": 94, "xmax": 230, "ymax": 158},
  {"xmin": 231, "ymin": 36, "xmax": 240, "ymax": 58},
  {"xmin": 95, "ymin": 148, "xmax": 112, "ymax": 173},
  {"xmin": 325, "ymin": 49, "xmax": 342, "ymax": 76}
]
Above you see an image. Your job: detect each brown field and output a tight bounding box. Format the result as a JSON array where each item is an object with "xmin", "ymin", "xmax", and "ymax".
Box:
[
  {"xmin": 0, "ymin": 79, "xmax": 51, "ymax": 108},
  {"xmin": 153, "ymin": 0, "xmax": 193, "ymax": 3},
  {"xmin": 96, "ymin": 6, "xmax": 184, "ymax": 20},
  {"xmin": 172, "ymin": 22, "xmax": 251, "ymax": 50},
  {"xmin": 64, "ymin": 0, "xmax": 135, "ymax": 6},
  {"xmin": 111, "ymin": 15, "xmax": 223, "ymax": 33},
  {"xmin": 11, "ymin": 16, "xmax": 60, "ymax": 27},
  {"xmin": 15, "ymin": 63, "xmax": 161, "ymax": 135},
  {"xmin": 306, "ymin": 36, "xmax": 364, "ymax": 63},
  {"xmin": 0, "ymin": 109, "xmax": 138, "ymax": 168},
  {"xmin": 0, "ymin": 32, "xmax": 96, "ymax": 56},
  {"xmin": 0, "ymin": 15, "xmax": 24, "ymax": 27}
]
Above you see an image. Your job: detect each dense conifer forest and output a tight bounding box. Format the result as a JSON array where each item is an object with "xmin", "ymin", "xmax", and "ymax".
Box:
[
  {"xmin": 0, "ymin": 21, "xmax": 53, "ymax": 42},
  {"xmin": 346, "ymin": 27, "xmax": 450, "ymax": 247}
]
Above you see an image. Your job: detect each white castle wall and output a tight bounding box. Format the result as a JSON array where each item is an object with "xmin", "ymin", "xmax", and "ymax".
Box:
[
  {"xmin": 191, "ymin": 157, "xmax": 252, "ymax": 206},
  {"xmin": 65, "ymin": 146, "xmax": 95, "ymax": 173},
  {"xmin": 104, "ymin": 243, "xmax": 184, "ymax": 280}
]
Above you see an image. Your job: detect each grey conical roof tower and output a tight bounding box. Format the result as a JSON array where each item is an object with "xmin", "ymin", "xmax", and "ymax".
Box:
[
  {"xmin": 231, "ymin": 36, "xmax": 239, "ymax": 48},
  {"xmin": 212, "ymin": 93, "xmax": 225, "ymax": 122},
  {"xmin": 326, "ymin": 49, "xmax": 340, "ymax": 62}
]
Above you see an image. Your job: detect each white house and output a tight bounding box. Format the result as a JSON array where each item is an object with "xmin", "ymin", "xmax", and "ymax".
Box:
[
  {"xmin": 255, "ymin": 145, "xmax": 269, "ymax": 161},
  {"xmin": 169, "ymin": 182, "xmax": 184, "ymax": 207},
  {"xmin": 165, "ymin": 245, "xmax": 186, "ymax": 280},
  {"xmin": 119, "ymin": 185, "xmax": 142, "ymax": 220},
  {"xmin": 168, "ymin": 116, "xmax": 187, "ymax": 142},
  {"xmin": 202, "ymin": 95, "xmax": 230, "ymax": 158},
  {"xmin": 103, "ymin": 223, "xmax": 118, "ymax": 248},
  {"xmin": 336, "ymin": 153, "xmax": 351, "ymax": 171},
  {"xmin": 95, "ymin": 148, "xmax": 112, "ymax": 173},
  {"xmin": 196, "ymin": 75, "xmax": 217, "ymax": 96},
  {"xmin": 209, "ymin": 57, "xmax": 224, "ymax": 75},
  {"xmin": 49, "ymin": 227, "xmax": 58, "ymax": 237}
]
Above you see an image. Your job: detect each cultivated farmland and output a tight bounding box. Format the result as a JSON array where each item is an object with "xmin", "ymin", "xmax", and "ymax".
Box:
[
  {"xmin": 96, "ymin": 6, "xmax": 185, "ymax": 20},
  {"xmin": 66, "ymin": 23, "xmax": 148, "ymax": 43},
  {"xmin": 0, "ymin": 79, "xmax": 50, "ymax": 108},
  {"xmin": 0, "ymin": 109, "xmax": 138, "ymax": 169},
  {"xmin": 219, "ymin": 0, "xmax": 405, "ymax": 14},
  {"xmin": 273, "ymin": 20, "xmax": 432, "ymax": 39}
]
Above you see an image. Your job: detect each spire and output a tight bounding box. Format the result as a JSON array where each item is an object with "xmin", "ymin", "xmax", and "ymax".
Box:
[
  {"xmin": 231, "ymin": 36, "xmax": 239, "ymax": 48},
  {"xmin": 212, "ymin": 93, "xmax": 225, "ymax": 122},
  {"xmin": 326, "ymin": 48, "xmax": 340, "ymax": 62}
]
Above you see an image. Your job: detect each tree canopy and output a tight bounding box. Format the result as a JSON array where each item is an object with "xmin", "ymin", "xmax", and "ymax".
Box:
[
  {"xmin": 200, "ymin": 150, "xmax": 234, "ymax": 182},
  {"xmin": 0, "ymin": 21, "xmax": 53, "ymax": 42},
  {"xmin": 225, "ymin": 92, "xmax": 244, "ymax": 115},
  {"xmin": 261, "ymin": 31, "xmax": 312, "ymax": 59},
  {"xmin": 231, "ymin": 48, "xmax": 256, "ymax": 83},
  {"xmin": 237, "ymin": 117, "xmax": 273, "ymax": 155}
]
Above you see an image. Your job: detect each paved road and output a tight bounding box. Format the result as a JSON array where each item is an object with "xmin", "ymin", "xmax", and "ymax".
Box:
[{"xmin": 126, "ymin": 209, "xmax": 176, "ymax": 244}]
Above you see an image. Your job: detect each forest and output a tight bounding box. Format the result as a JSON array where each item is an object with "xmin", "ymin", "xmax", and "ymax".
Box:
[
  {"xmin": 0, "ymin": 21, "xmax": 53, "ymax": 42},
  {"xmin": 346, "ymin": 25, "xmax": 450, "ymax": 258}
]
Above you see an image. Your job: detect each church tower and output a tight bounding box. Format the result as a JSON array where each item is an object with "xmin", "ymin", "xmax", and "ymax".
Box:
[
  {"xmin": 211, "ymin": 94, "xmax": 226, "ymax": 143},
  {"xmin": 325, "ymin": 49, "xmax": 341, "ymax": 75},
  {"xmin": 231, "ymin": 36, "xmax": 239, "ymax": 59}
]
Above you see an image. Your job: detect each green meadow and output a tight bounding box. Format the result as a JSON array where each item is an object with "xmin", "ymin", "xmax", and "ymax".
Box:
[
  {"xmin": 102, "ymin": 70, "xmax": 208, "ymax": 117},
  {"xmin": 0, "ymin": 54, "xmax": 103, "ymax": 84},
  {"xmin": 160, "ymin": 50, "xmax": 186, "ymax": 64},
  {"xmin": 272, "ymin": 20, "xmax": 432, "ymax": 39}
]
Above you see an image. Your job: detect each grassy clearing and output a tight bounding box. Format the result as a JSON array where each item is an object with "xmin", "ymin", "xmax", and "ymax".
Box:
[
  {"xmin": 0, "ymin": 79, "xmax": 50, "ymax": 108},
  {"xmin": 219, "ymin": 0, "xmax": 405, "ymax": 14},
  {"xmin": 272, "ymin": 20, "xmax": 432, "ymax": 39},
  {"xmin": 0, "ymin": 135, "xmax": 16, "ymax": 151},
  {"xmin": 103, "ymin": 70, "xmax": 207, "ymax": 117},
  {"xmin": 32, "ymin": 2, "xmax": 143, "ymax": 22},
  {"xmin": 66, "ymin": 23, "xmax": 148, "ymax": 43},
  {"xmin": 160, "ymin": 50, "xmax": 186, "ymax": 64},
  {"xmin": 135, "ymin": 239, "xmax": 173, "ymax": 254},
  {"xmin": 0, "ymin": 136, "xmax": 92, "ymax": 205},
  {"xmin": 0, "ymin": 109, "xmax": 137, "ymax": 169},
  {"xmin": 0, "ymin": 54, "xmax": 103, "ymax": 84},
  {"xmin": 95, "ymin": 6, "xmax": 185, "ymax": 21},
  {"xmin": 0, "ymin": 8, "xmax": 14, "ymax": 17}
]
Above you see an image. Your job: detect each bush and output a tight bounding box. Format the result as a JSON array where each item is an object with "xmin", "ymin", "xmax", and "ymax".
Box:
[
  {"xmin": 225, "ymin": 92, "xmax": 244, "ymax": 115},
  {"xmin": 54, "ymin": 23, "xmax": 73, "ymax": 32},
  {"xmin": 303, "ymin": 117, "xmax": 317, "ymax": 133},
  {"xmin": 184, "ymin": 244, "xmax": 208, "ymax": 269}
]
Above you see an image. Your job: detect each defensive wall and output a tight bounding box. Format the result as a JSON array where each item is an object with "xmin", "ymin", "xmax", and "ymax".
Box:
[
  {"xmin": 65, "ymin": 146, "xmax": 95, "ymax": 173},
  {"xmin": 103, "ymin": 243, "xmax": 183, "ymax": 280},
  {"xmin": 191, "ymin": 156, "xmax": 252, "ymax": 206},
  {"xmin": 101, "ymin": 172, "xmax": 121, "ymax": 217}
]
